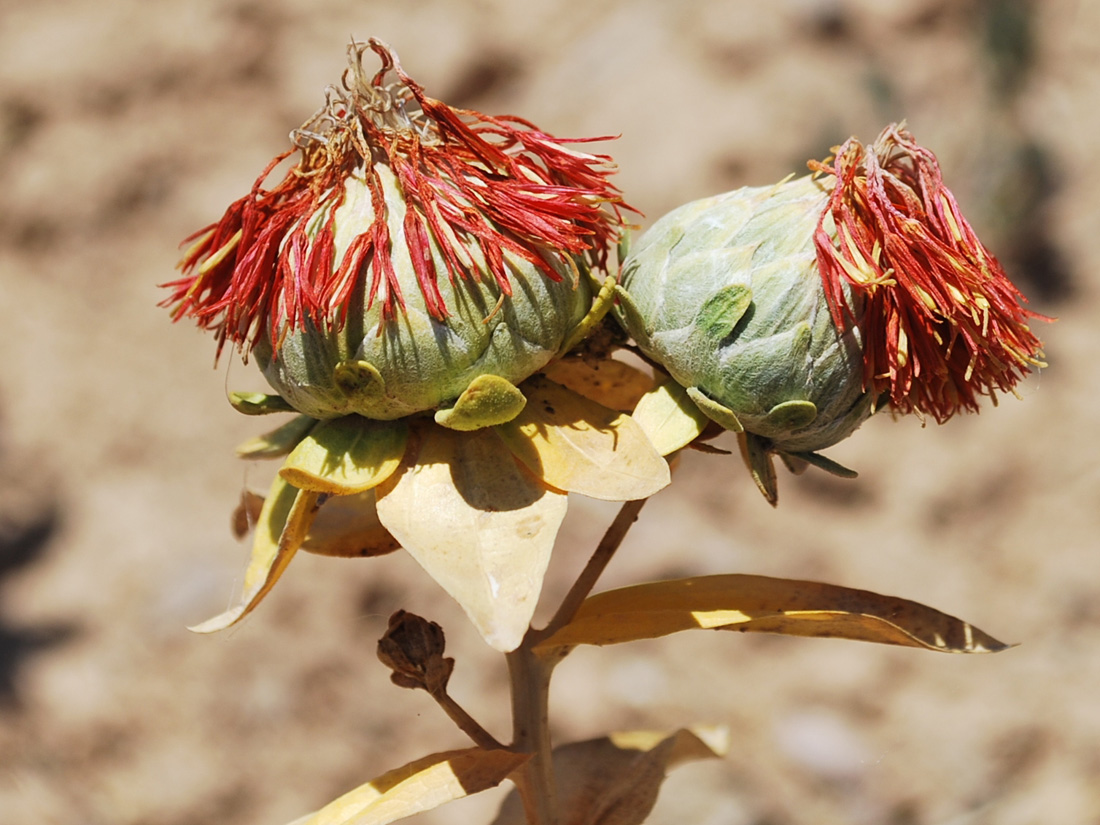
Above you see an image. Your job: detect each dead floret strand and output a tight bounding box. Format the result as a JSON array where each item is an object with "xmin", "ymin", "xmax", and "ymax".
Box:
[{"xmin": 811, "ymin": 124, "xmax": 1045, "ymax": 422}]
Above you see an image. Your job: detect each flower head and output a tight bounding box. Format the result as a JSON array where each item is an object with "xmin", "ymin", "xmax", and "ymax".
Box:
[
  {"xmin": 619, "ymin": 175, "xmax": 872, "ymax": 458},
  {"xmin": 618, "ymin": 124, "xmax": 1047, "ymax": 503},
  {"xmin": 164, "ymin": 38, "xmax": 629, "ymax": 420},
  {"xmin": 170, "ymin": 40, "xmax": 668, "ymax": 651},
  {"xmin": 810, "ymin": 124, "xmax": 1047, "ymax": 422}
]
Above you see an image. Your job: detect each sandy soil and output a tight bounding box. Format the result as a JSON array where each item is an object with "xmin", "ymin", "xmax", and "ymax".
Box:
[{"xmin": 2, "ymin": 1, "xmax": 1099, "ymax": 824}]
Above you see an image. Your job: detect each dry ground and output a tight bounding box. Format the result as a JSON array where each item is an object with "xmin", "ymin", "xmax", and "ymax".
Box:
[{"xmin": 2, "ymin": 2, "xmax": 1099, "ymax": 824}]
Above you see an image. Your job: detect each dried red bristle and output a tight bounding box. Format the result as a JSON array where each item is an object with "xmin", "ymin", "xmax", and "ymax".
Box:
[
  {"xmin": 162, "ymin": 38, "xmax": 629, "ymax": 358},
  {"xmin": 810, "ymin": 124, "xmax": 1048, "ymax": 422}
]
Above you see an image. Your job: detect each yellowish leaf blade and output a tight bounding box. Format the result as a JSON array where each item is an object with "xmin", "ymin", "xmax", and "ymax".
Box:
[
  {"xmin": 608, "ymin": 725, "xmax": 730, "ymax": 767},
  {"xmin": 375, "ymin": 426, "xmax": 567, "ymax": 652},
  {"xmin": 630, "ymin": 379, "xmax": 709, "ymax": 456},
  {"xmin": 535, "ymin": 574, "xmax": 1011, "ymax": 653},
  {"xmin": 541, "ymin": 357, "xmax": 656, "ymax": 413},
  {"xmin": 235, "ymin": 415, "xmax": 318, "ymax": 460},
  {"xmin": 491, "ymin": 726, "xmax": 727, "ymax": 825},
  {"xmin": 190, "ymin": 476, "xmax": 321, "ymax": 633},
  {"xmin": 495, "ymin": 376, "xmax": 670, "ymax": 502},
  {"xmin": 303, "ymin": 489, "xmax": 401, "ymax": 558},
  {"xmin": 289, "ymin": 747, "xmax": 529, "ymax": 825},
  {"xmin": 280, "ymin": 417, "xmax": 408, "ymax": 495}
]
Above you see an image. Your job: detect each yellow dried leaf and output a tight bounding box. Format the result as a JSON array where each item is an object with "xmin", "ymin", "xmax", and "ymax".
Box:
[
  {"xmin": 491, "ymin": 726, "xmax": 727, "ymax": 825},
  {"xmin": 630, "ymin": 379, "xmax": 709, "ymax": 456},
  {"xmin": 303, "ymin": 489, "xmax": 400, "ymax": 558},
  {"xmin": 536, "ymin": 574, "xmax": 1010, "ymax": 653},
  {"xmin": 375, "ymin": 426, "xmax": 568, "ymax": 652},
  {"xmin": 541, "ymin": 357, "xmax": 655, "ymax": 413},
  {"xmin": 280, "ymin": 417, "xmax": 408, "ymax": 495},
  {"xmin": 190, "ymin": 475, "xmax": 321, "ymax": 633},
  {"xmin": 289, "ymin": 747, "xmax": 528, "ymax": 825},
  {"xmin": 495, "ymin": 376, "xmax": 670, "ymax": 502}
]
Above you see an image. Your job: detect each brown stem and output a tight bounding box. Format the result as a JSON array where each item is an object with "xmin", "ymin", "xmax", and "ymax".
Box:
[
  {"xmin": 507, "ymin": 646, "xmax": 559, "ymax": 825},
  {"xmin": 504, "ymin": 497, "xmax": 649, "ymax": 823},
  {"xmin": 428, "ymin": 687, "xmax": 505, "ymax": 752},
  {"xmin": 532, "ymin": 497, "xmax": 648, "ymax": 645}
]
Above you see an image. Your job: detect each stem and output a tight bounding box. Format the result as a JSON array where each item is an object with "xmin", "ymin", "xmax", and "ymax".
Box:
[
  {"xmin": 533, "ymin": 497, "xmax": 648, "ymax": 644},
  {"xmin": 505, "ymin": 497, "xmax": 649, "ymax": 823},
  {"xmin": 429, "ymin": 687, "xmax": 504, "ymax": 751},
  {"xmin": 507, "ymin": 646, "xmax": 559, "ymax": 825}
]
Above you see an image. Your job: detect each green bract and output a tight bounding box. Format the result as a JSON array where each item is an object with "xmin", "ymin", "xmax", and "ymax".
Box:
[
  {"xmin": 254, "ymin": 164, "xmax": 592, "ymax": 421},
  {"xmin": 617, "ymin": 175, "xmax": 874, "ymax": 456}
]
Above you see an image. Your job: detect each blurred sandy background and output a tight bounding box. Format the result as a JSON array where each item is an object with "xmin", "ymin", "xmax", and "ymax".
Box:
[{"xmin": 1, "ymin": 1, "xmax": 1098, "ymax": 823}]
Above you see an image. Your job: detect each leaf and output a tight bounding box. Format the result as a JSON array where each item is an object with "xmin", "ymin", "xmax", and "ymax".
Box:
[
  {"xmin": 434, "ymin": 374, "xmax": 527, "ymax": 431},
  {"xmin": 280, "ymin": 417, "xmax": 408, "ymax": 495},
  {"xmin": 786, "ymin": 449, "xmax": 859, "ymax": 479},
  {"xmin": 190, "ymin": 475, "xmax": 321, "ymax": 633},
  {"xmin": 541, "ymin": 357, "xmax": 655, "ymax": 413},
  {"xmin": 612, "ymin": 284, "xmax": 651, "ymax": 349},
  {"xmin": 739, "ymin": 432, "xmax": 778, "ymax": 506},
  {"xmin": 630, "ymin": 379, "xmax": 709, "ymax": 456},
  {"xmin": 375, "ymin": 426, "xmax": 568, "ymax": 652},
  {"xmin": 685, "ymin": 386, "xmax": 743, "ymax": 433},
  {"xmin": 695, "ymin": 283, "xmax": 753, "ymax": 339},
  {"xmin": 231, "ymin": 488, "xmax": 265, "ymax": 539},
  {"xmin": 333, "ymin": 359, "xmax": 386, "ymax": 404},
  {"xmin": 288, "ymin": 747, "xmax": 529, "ymax": 825},
  {"xmin": 535, "ymin": 574, "xmax": 1011, "ymax": 654},
  {"xmin": 763, "ymin": 399, "xmax": 817, "ymax": 431},
  {"xmin": 495, "ymin": 376, "xmax": 670, "ymax": 502},
  {"xmin": 491, "ymin": 726, "xmax": 728, "ymax": 825},
  {"xmin": 303, "ymin": 489, "xmax": 401, "ymax": 558},
  {"xmin": 228, "ymin": 391, "xmax": 296, "ymax": 415},
  {"xmin": 559, "ymin": 274, "xmax": 617, "ymax": 356},
  {"xmin": 236, "ymin": 415, "xmax": 318, "ymax": 460}
]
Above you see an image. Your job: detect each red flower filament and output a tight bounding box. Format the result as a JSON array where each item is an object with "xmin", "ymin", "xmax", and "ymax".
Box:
[
  {"xmin": 163, "ymin": 38, "xmax": 628, "ymax": 358},
  {"xmin": 810, "ymin": 124, "xmax": 1048, "ymax": 422}
]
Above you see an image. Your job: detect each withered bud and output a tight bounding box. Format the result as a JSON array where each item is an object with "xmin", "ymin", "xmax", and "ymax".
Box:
[{"xmin": 376, "ymin": 610, "xmax": 454, "ymax": 692}]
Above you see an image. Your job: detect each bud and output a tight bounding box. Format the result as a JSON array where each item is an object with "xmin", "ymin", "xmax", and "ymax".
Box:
[
  {"xmin": 164, "ymin": 39, "xmax": 626, "ymax": 420},
  {"xmin": 618, "ymin": 174, "xmax": 873, "ymax": 457},
  {"xmin": 618, "ymin": 124, "xmax": 1046, "ymax": 498},
  {"xmin": 376, "ymin": 609, "xmax": 454, "ymax": 692}
]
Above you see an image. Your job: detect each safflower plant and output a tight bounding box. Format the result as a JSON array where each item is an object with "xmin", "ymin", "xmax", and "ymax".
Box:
[{"xmin": 164, "ymin": 38, "xmax": 1048, "ymax": 825}]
